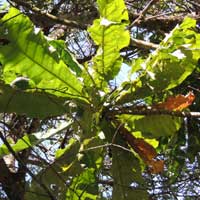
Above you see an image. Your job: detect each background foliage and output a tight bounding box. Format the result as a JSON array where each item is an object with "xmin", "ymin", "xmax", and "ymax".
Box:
[{"xmin": 0, "ymin": 0, "xmax": 200, "ymax": 199}]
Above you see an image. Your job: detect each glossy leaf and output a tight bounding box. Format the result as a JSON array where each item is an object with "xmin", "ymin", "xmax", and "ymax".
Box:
[
  {"xmin": 0, "ymin": 8, "xmax": 88, "ymax": 102},
  {"xmin": 88, "ymin": 0, "xmax": 130, "ymax": 89}
]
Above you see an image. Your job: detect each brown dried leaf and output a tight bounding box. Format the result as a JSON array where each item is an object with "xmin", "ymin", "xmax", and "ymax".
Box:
[
  {"xmin": 148, "ymin": 160, "xmax": 164, "ymax": 174},
  {"xmin": 119, "ymin": 125, "xmax": 164, "ymax": 174},
  {"xmin": 133, "ymin": 138, "xmax": 164, "ymax": 174},
  {"xmin": 133, "ymin": 138, "xmax": 157, "ymax": 162},
  {"xmin": 154, "ymin": 91, "xmax": 195, "ymax": 111}
]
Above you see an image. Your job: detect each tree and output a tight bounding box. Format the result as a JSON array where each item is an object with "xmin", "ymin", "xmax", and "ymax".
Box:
[{"xmin": 0, "ymin": 0, "xmax": 200, "ymax": 199}]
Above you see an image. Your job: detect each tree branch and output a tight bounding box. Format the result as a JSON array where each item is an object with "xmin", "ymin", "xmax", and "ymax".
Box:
[
  {"xmin": 9, "ymin": 0, "xmax": 87, "ymax": 29},
  {"xmin": 107, "ymin": 107, "xmax": 200, "ymax": 118},
  {"xmin": 129, "ymin": 13, "xmax": 200, "ymax": 31},
  {"xmin": 129, "ymin": 0, "xmax": 158, "ymax": 27},
  {"xmin": 130, "ymin": 38, "xmax": 159, "ymax": 49},
  {"xmin": 0, "ymin": 158, "xmax": 14, "ymax": 198}
]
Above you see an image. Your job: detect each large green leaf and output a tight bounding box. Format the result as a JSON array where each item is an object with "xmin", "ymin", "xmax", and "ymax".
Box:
[
  {"xmin": 49, "ymin": 40, "xmax": 82, "ymax": 76},
  {"xmin": 118, "ymin": 17, "xmax": 200, "ymax": 103},
  {"xmin": 0, "ymin": 81, "xmax": 66, "ymax": 118},
  {"xmin": 120, "ymin": 114, "xmax": 182, "ymax": 138},
  {"xmin": 112, "ymin": 137, "xmax": 148, "ymax": 200},
  {"xmin": 66, "ymin": 168, "xmax": 98, "ymax": 200},
  {"xmin": 0, "ymin": 8, "xmax": 88, "ymax": 102},
  {"xmin": 88, "ymin": 0, "xmax": 130, "ymax": 89}
]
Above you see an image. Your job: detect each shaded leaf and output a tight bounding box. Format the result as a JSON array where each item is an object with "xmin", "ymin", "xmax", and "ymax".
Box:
[
  {"xmin": 25, "ymin": 139, "xmax": 82, "ymax": 200},
  {"xmin": 0, "ymin": 81, "xmax": 66, "ymax": 118},
  {"xmin": 112, "ymin": 138, "xmax": 148, "ymax": 200},
  {"xmin": 121, "ymin": 127, "xmax": 164, "ymax": 174},
  {"xmin": 79, "ymin": 136, "xmax": 104, "ymax": 169}
]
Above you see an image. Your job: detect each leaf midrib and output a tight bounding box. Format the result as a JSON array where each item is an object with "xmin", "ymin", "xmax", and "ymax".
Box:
[{"xmin": 3, "ymin": 15, "xmax": 87, "ymax": 99}]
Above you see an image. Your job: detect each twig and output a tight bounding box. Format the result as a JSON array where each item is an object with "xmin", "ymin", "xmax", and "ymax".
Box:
[
  {"xmin": 130, "ymin": 38, "xmax": 159, "ymax": 49},
  {"xmin": 112, "ymin": 123, "xmax": 123, "ymax": 144},
  {"xmin": 188, "ymin": 1, "xmax": 200, "ymax": 8},
  {"xmin": 129, "ymin": 0, "xmax": 158, "ymax": 27},
  {"xmin": 81, "ymin": 143, "xmax": 132, "ymax": 154},
  {"xmin": 144, "ymin": 11, "xmax": 173, "ymax": 20},
  {"xmin": 107, "ymin": 107, "xmax": 200, "ymax": 118},
  {"xmin": 188, "ymin": 85, "xmax": 200, "ymax": 93},
  {"xmin": 145, "ymin": 13, "xmax": 200, "ymax": 22},
  {"xmin": 9, "ymin": 0, "xmax": 87, "ymax": 29}
]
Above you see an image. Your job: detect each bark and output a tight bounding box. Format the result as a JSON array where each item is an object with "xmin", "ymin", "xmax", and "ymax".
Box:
[{"xmin": 0, "ymin": 158, "xmax": 25, "ymax": 200}]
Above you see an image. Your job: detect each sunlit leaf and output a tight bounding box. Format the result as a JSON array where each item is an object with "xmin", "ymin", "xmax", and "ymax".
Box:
[
  {"xmin": 120, "ymin": 114, "xmax": 182, "ymax": 138},
  {"xmin": 132, "ymin": 131, "xmax": 159, "ymax": 148},
  {"xmin": 49, "ymin": 40, "xmax": 82, "ymax": 76},
  {"xmin": 118, "ymin": 17, "xmax": 200, "ymax": 104},
  {"xmin": 88, "ymin": 0, "xmax": 130, "ymax": 89},
  {"xmin": 0, "ymin": 8, "xmax": 88, "ymax": 102},
  {"xmin": 66, "ymin": 168, "xmax": 98, "ymax": 200}
]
